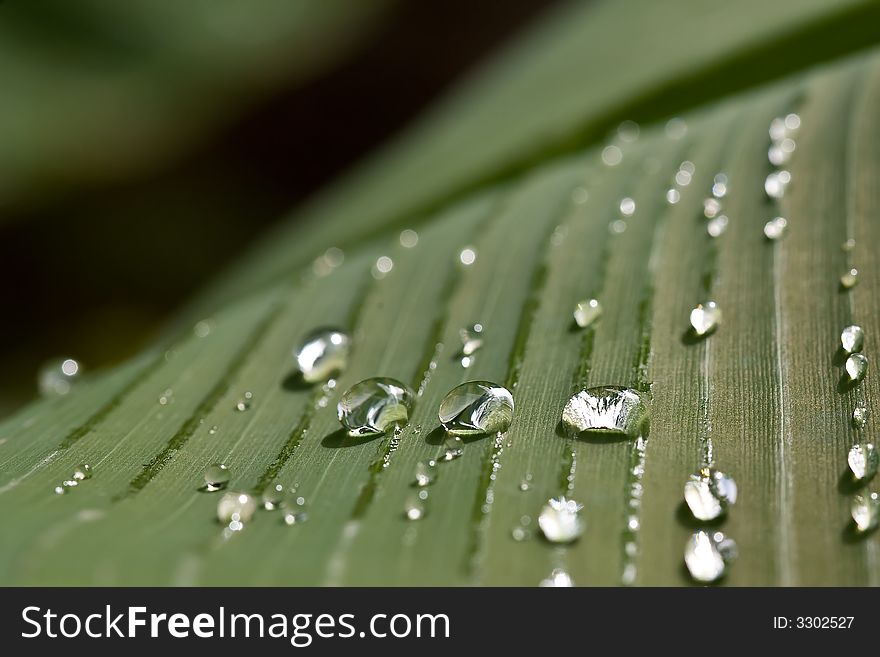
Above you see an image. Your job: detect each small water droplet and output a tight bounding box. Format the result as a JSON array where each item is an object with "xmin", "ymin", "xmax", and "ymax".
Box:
[
  {"xmin": 294, "ymin": 327, "xmax": 351, "ymax": 383},
  {"xmin": 852, "ymin": 406, "xmax": 869, "ymax": 430},
  {"xmin": 438, "ymin": 381, "xmax": 514, "ymax": 436},
  {"xmin": 666, "ymin": 188, "xmax": 680, "ymax": 205},
  {"xmin": 840, "ymin": 325, "xmax": 864, "ymax": 354},
  {"xmin": 414, "ymin": 461, "xmax": 435, "ymax": 487},
  {"xmin": 601, "ymin": 145, "xmax": 623, "ymax": 166},
  {"xmin": 784, "ymin": 113, "xmax": 801, "ymax": 132},
  {"xmin": 707, "ymin": 215, "xmax": 729, "ymax": 238},
  {"xmin": 763, "ymin": 216, "xmax": 787, "ymax": 241},
  {"xmin": 458, "ymin": 323, "xmax": 484, "ymax": 362},
  {"xmin": 399, "ymin": 229, "xmax": 419, "ymax": 248},
  {"xmin": 573, "ymin": 298, "xmax": 602, "ymax": 328},
  {"xmin": 609, "ymin": 219, "xmax": 627, "ymax": 234},
  {"xmin": 684, "ymin": 530, "xmax": 736, "ymax": 583},
  {"xmin": 282, "ymin": 498, "xmax": 308, "ymax": 525},
  {"xmin": 193, "ymin": 320, "xmax": 213, "ymax": 338},
  {"xmin": 234, "ymin": 391, "xmax": 253, "ymax": 412},
  {"xmin": 690, "ymin": 301, "xmax": 721, "ymax": 337},
  {"xmin": 519, "ymin": 474, "xmax": 533, "ymax": 491},
  {"xmin": 373, "ymin": 255, "xmax": 394, "ymax": 279},
  {"xmin": 459, "ymin": 247, "xmax": 477, "ymax": 266},
  {"xmin": 203, "ymin": 463, "xmax": 231, "ymax": 492},
  {"xmin": 312, "ymin": 247, "xmax": 345, "ymax": 277},
  {"xmin": 72, "ymin": 463, "xmax": 92, "ymax": 481},
  {"xmin": 844, "ymin": 353, "xmax": 868, "ymax": 383},
  {"xmin": 841, "ymin": 238, "xmax": 856, "ymax": 252},
  {"xmin": 54, "ymin": 485, "xmax": 66, "ymax": 495},
  {"xmin": 847, "ymin": 443, "xmax": 878, "ymax": 482},
  {"xmin": 562, "ymin": 386, "xmax": 648, "ymax": 437},
  {"xmin": 62, "ymin": 479, "xmax": 79, "ymax": 489},
  {"xmin": 159, "ymin": 388, "xmax": 174, "ymax": 406},
  {"xmin": 511, "ymin": 525, "xmax": 531, "ymax": 541},
  {"xmin": 764, "ymin": 170, "xmax": 791, "ymax": 199},
  {"xmin": 683, "ymin": 467, "xmax": 737, "ymax": 521},
  {"xmin": 538, "ymin": 496, "xmax": 584, "ymax": 543},
  {"xmin": 617, "ymin": 120, "xmax": 640, "ymax": 142},
  {"xmin": 768, "ymin": 143, "xmax": 789, "ymax": 166},
  {"xmin": 337, "ymin": 378, "xmax": 415, "ymax": 436},
  {"xmin": 540, "ymin": 569, "xmax": 574, "ymax": 587},
  {"xmin": 404, "ymin": 493, "xmax": 425, "ymax": 520},
  {"xmin": 840, "ymin": 268, "xmax": 860, "ymax": 289},
  {"xmin": 38, "ymin": 358, "xmax": 82, "ymax": 397},
  {"xmin": 261, "ymin": 483, "xmax": 285, "ymax": 510},
  {"xmin": 703, "ymin": 198, "xmax": 722, "ymax": 219},
  {"xmin": 665, "ymin": 117, "xmax": 688, "ymax": 140},
  {"xmin": 619, "ymin": 197, "xmax": 636, "ymax": 217},
  {"xmin": 209, "ymin": 425, "xmax": 218, "ymax": 435},
  {"xmin": 712, "ymin": 173, "xmax": 728, "ymax": 198},
  {"xmin": 571, "ymin": 187, "xmax": 589, "ymax": 204},
  {"xmin": 217, "ymin": 491, "xmax": 257, "ymax": 526},
  {"xmin": 851, "ymin": 492, "xmax": 879, "ymax": 533},
  {"xmin": 442, "ymin": 435, "xmax": 464, "ymax": 461}
]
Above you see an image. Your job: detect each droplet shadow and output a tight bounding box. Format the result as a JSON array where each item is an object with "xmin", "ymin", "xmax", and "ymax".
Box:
[
  {"xmin": 837, "ymin": 469, "xmax": 866, "ymax": 495},
  {"xmin": 832, "ymin": 346, "xmax": 848, "ymax": 367},
  {"xmin": 321, "ymin": 428, "xmax": 384, "ymax": 449},
  {"xmin": 681, "ymin": 327, "xmax": 712, "ymax": 346},
  {"xmin": 423, "ymin": 425, "xmax": 487, "ymax": 446},
  {"xmin": 554, "ymin": 419, "xmax": 650, "ymax": 444},
  {"xmin": 837, "ymin": 373, "xmax": 859, "ymax": 394},
  {"xmin": 282, "ymin": 371, "xmax": 313, "ymax": 392},
  {"xmin": 674, "ymin": 500, "xmax": 725, "ymax": 530},
  {"xmin": 840, "ymin": 520, "xmax": 876, "ymax": 544},
  {"xmin": 679, "ymin": 562, "xmax": 725, "ymax": 587}
]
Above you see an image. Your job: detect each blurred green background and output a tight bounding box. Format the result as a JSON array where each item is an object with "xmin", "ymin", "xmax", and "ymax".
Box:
[{"xmin": 0, "ymin": 0, "xmax": 555, "ymax": 417}]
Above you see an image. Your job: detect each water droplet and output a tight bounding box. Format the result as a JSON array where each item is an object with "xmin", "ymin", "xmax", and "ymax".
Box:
[
  {"xmin": 538, "ymin": 496, "xmax": 584, "ymax": 543},
  {"xmin": 261, "ymin": 483, "xmax": 285, "ymax": 510},
  {"xmin": 399, "ymin": 229, "xmax": 419, "ymax": 248},
  {"xmin": 72, "ymin": 463, "xmax": 92, "ymax": 481},
  {"xmin": 769, "ymin": 117, "xmax": 787, "ymax": 141},
  {"xmin": 511, "ymin": 525, "xmax": 531, "ymax": 541},
  {"xmin": 764, "ymin": 171, "xmax": 791, "ymax": 199},
  {"xmin": 38, "ymin": 358, "xmax": 82, "ymax": 397},
  {"xmin": 609, "ymin": 219, "xmax": 627, "ymax": 234},
  {"xmin": 844, "ymin": 353, "xmax": 868, "ymax": 383},
  {"xmin": 217, "ymin": 491, "xmax": 256, "ymax": 526},
  {"xmin": 784, "ymin": 113, "xmax": 801, "ymax": 132},
  {"xmin": 519, "ymin": 475, "xmax": 532, "ymax": 491},
  {"xmin": 414, "ymin": 461, "xmax": 435, "ymax": 487},
  {"xmin": 675, "ymin": 170, "xmax": 692, "ymax": 187},
  {"xmin": 294, "ymin": 327, "xmax": 351, "ymax": 383},
  {"xmin": 193, "ymin": 320, "xmax": 213, "ymax": 338},
  {"xmin": 840, "ymin": 268, "xmax": 860, "ymax": 289},
  {"xmin": 573, "ymin": 298, "xmax": 602, "ymax": 328},
  {"xmin": 571, "ymin": 186, "xmax": 589, "ymax": 204},
  {"xmin": 665, "ymin": 117, "xmax": 688, "ymax": 140},
  {"xmin": 851, "ymin": 492, "xmax": 879, "ymax": 533},
  {"xmin": 684, "ymin": 467, "xmax": 737, "ymax": 521},
  {"xmin": 337, "ymin": 378, "xmax": 415, "ymax": 436},
  {"xmin": 703, "ymin": 197, "xmax": 722, "ymax": 219},
  {"xmin": 852, "ymin": 406, "xmax": 869, "ymax": 429},
  {"xmin": 158, "ymin": 388, "xmax": 174, "ymax": 406},
  {"xmin": 539, "ymin": 569, "xmax": 574, "ymax": 587},
  {"xmin": 373, "ymin": 255, "xmax": 394, "ymax": 279},
  {"xmin": 442, "ymin": 435, "xmax": 464, "ymax": 461},
  {"xmin": 209, "ymin": 425, "xmax": 218, "ymax": 435},
  {"xmin": 312, "ymin": 247, "xmax": 345, "ymax": 277},
  {"xmin": 601, "ymin": 145, "xmax": 623, "ymax": 166},
  {"xmin": 712, "ymin": 173, "xmax": 728, "ymax": 198},
  {"xmin": 842, "ymin": 238, "xmax": 856, "ymax": 252},
  {"xmin": 234, "ymin": 391, "xmax": 253, "ymax": 412},
  {"xmin": 54, "ymin": 485, "xmax": 66, "ymax": 495},
  {"xmin": 684, "ymin": 530, "xmax": 736, "ymax": 583},
  {"xmin": 707, "ymin": 215, "xmax": 729, "ymax": 238},
  {"xmin": 282, "ymin": 498, "xmax": 308, "ymax": 525},
  {"xmin": 840, "ymin": 325, "xmax": 864, "ymax": 354},
  {"xmin": 404, "ymin": 493, "xmax": 425, "ymax": 520},
  {"xmin": 562, "ymin": 386, "xmax": 648, "ymax": 437},
  {"xmin": 203, "ymin": 463, "xmax": 231, "ymax": 491},
  {"xmin": 62, "ymin": 479, "xmax": 79, "ymax": 489},
  {"xmin": 619, "ymin": 197, "xmax": 636, "ymax": 217},
  {"xmin": 459, "ymin": 324, "xmax": 484, "ymax": 359},
  {"xmin": 666, "ymin": 188, "xmax": 680, "ymax": 204},
  {"xmin": 768, "ymin": 143, "xmax": 789, "ymax": 166},
  {"xmin": 689, "ymin": 301, "xmax": 721, "ymax": 337},
  {"xmin": 459, "ymin": 247, "xmax": 477, "ymax": 266},
  {"xmin": 438, "ymin": 381, "xmax": 514, "ymax": 436},
  {"xmin": 847, "ymin": 443, "xmax": 878, "ymax": 482},
  {"xmin": 763, "ymin": 216, "xmax": 787, "ymax": 241},
  {"xmin": 617, "ymin": 120, "xmax": 640, "ymax": 142}
]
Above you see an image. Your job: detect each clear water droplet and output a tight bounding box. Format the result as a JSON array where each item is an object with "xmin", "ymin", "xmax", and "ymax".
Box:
[
  {"xmin": 295, "ymin": 327, "xmax": 351, "ymax": 383},
  {"xmin": 217, "ymin": 491, "xmax": 257, "ymax": 525},
  {"xmin": 261, "ymin": 483, "xmax": 285, "ymax": 510},
  {"xmin": 540, "ymin": 569, "xmax": 574, "ymax": 587},
  {"xmin": 459, "ymin": 247, "xmax": 477, "ymax": 266},
  {"xmin": 438, "ymin": 381, "xmax": 514, "ymax": 436},
  {"xmin": 405, "ymin": 493, "xmax": 425, "ymax": 520},
  {"xmin": 847, "ymin": 443, "xmax": 878, "ymax": 482},
  {"xmin": 684, "ymin": 530, "xmax": 736, "ymax": 583},
  {"xmin": 845, "ymin": 353, "xmax": 868, "ymax": 383},
  {"xmin": 840, "ymin": 268, "xmax": 860, "ymax": 289},
  {"xmin": 840, "ymin": 325, "xmax": 864, "ymax": 354},
  {"xmin": 573, "ymin": 299, "xmax": 602, "ymax": 328},
  {"xmin": 38, "ymin": 358, "xmax": 82, "ymax": 397},
  {"xmin": 337, "ymin": 378, "xmax": 415, "ymax": 436},
  {"xmin": 619, "ymin": 197, "xmax": 636, "ymax": 217},
  {"xmin": 684, "ymin": 467, "xmax": 737, "ymax": 521},
  {"xmin": 712, "ymin": 173, "xmax": 728, "ymax": 198},
  {"xmin": 538, "ymin": 496, "xmax": 584, "ymax": 543},
  {"xmin": 851, "ymin": 492, "xmax": 879, "ymax": 533},
  {"xmin": 442, "ymin": 435, "xmax": 464, "ymax": 461},
  {"xmin": 666, "ymin": 188, "xmax": 680, "ymax": 205},
  {"xmin": 690, "ymin": 301, "xmax": 721, "ymax": 336},
  {"xmin": 414, "ymin": 461, "xmax": 435, "ymax": 487},
  {"xmin": 399, "ymin": 229, "xmax": 419, "ymax": 248},
  {"xmin": 203, "ymin": 463, "xmax": 230, "ymax": 492},
  {"xmin": 763, "ymin": 216, "xmax": 787, "ymax": 241},
  {"xmin": 601, "ymin": 145, "xmax": 623, "ymax": 166},
  {"xmin": 562, "ymin": 386, "xmax": 648, "ymax": 437},
  {"xmin": 72, "ymin": 463, "xmax": 92, "ymax": 481},
  {"xmin": 703, "ymin": 198, "xmax": 722, "ymax": 219},
  {"xmin": 707, "ymin": 215, "xmax": 729, "ymax": 238},
  {"xmin": 373, "ymin": 255, "xmax": 394, "ymax": 279},
  {"xmin": 852, "ymin": 406, "xmax": 869, "ymax": 430}
]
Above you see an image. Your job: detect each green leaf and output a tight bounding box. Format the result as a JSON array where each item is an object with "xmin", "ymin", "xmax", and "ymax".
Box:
[{"xmin": 2, "ymin": 0, "xmax": 880, "ymax": 585}]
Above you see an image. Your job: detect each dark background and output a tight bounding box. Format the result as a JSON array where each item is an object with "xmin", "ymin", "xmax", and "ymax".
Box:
[{"xmin": 0, "ymin": 0, "xmax": 558, "ymax": 417}]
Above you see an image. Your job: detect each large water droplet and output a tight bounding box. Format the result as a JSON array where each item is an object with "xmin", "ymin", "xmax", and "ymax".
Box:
[
  {"xmin": 72, "ymin": 463, "xmax": 93, "ymax": 481},
  {"xmin": 844, "ymin": 354, "xmax": 868, "ymax": 383},
  {"xmin": 684, "ymin": 467, "xmax": 737, "ymax": 521},
  {"xmin": 203, "ymin": 463, "xmax": 230, "ymax": 491},
  {"xmin": 337, "ymin": 378, "xmax": 415, "ymax": 436},
  {"xmin": 840, "ymin": 268, "xmax": 860, "ymax": 289},
  {"xmin": 217, "ymin": 491, "xmax": 257, "ymax": 526},
  {"xmin": 840, "ymin": 325, "xmax": 864, "ymax": 354},
  {"xmin": 847, "ymin": 443, "xmax": 878, "ymax": 483},
  {"xmin": 539, "ymin": 569, "xmax": 574, "ymax": 587},
  {"xmin": 561, "ymin": 386, "xmax": 647, "ymax": 437},
  {"xmin": 573, "ymin": 299, "xmax": 602, "ymax": 328},
  {"xmin": 438, "ymin": 381, "xmax": 514, "ymax": 436},
  {"xmin": 763, "ymin": 216, "xmax": 787, "ymax": 241},
  {"xmin": 690, "ymin": 301, "xmax": 721, "ymax": 337},
  {"xmin": 538, "ymin": 496, "xmax": 584, "ymax": 543},
  {"xmin": 294, "ymin": 327, "xmax": 352, "ymax": 383},
  {"xmin": 684, "ymin": 530, "xmax": 736, "ymax": 583},
  {"xmin": 38, "ymin": 358, "xmax": 82, "ymax": 397},
  {"xmin": 851, "ymin": 492, "xmax": 879, "ymax": 533}
]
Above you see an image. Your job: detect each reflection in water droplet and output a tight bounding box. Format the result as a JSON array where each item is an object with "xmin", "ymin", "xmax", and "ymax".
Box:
[
  {"xmin": 399, "ymin": 229, "xmax": 419, "ymax": 248},
  {"xmin": 763, "ymin": 217, "xmax": 787, "ymax": 241},
  {"xmin": 538, "ymin": 496, "xmax": 584, "ymax": 543},
  {"xmin": 38, "ymin": 358, "xmax": 82, "ymax": 397},
  {"xmin": 841, "ymin": 325, "xmax": 864, "ymax": 355},
  {"xmin": 203, "ymin": 463, "xmax": 231, "ymax": 491},
  {"xmin": 217, "ymin": 491, "xmax": 257, "ymax": 525},
  {"xmin": 540, "ymin": 569, "xmax": 574, "ymax": 587},
  {"xmin": 562, "ymin": 386, "xmax": 648, "ymax": 437},
  {"xmin": 690, "ymin": 301, "xmax": 721, "ymax": 336},
  {"xmin": 439, "ymin": 381, "xmax": 514, "ymax": 436},
  {"xmin": 844, "ymin": 353, "xmax": 868, "ymax": 383},
  {"xmin": 840, "ymin": 268, "xmax": 859, "ymax": 289},
  {"xmin": 442, "ymin": 435, "xmax": 464, "ymax": 461},
  {"xmin": 851, "ymin": 492, "xmax": 879, "ymax": 533},
  {"xmin": 295, "ymin": 328, "xmax": 351, "ymax": 383},
  {"xmin": 337, "ymin": 378, "xmax": 415, "ymax": 436},
  {"xmin": 848, "ymin": 443, "xmax": 878, "ymax": 482},
  {"xmin": 282, "ymin": 498, "xmax": 308, "ymax": 525},
  {"xmin": 684, "ymin": 530, "xmax": 736, "ymax": 583},
  {"xmin": 459, "ymin": 324, "xmax": 484, "ymax": 360},
  {"xmin": 573, "ymin": 299, "xmax": 602, "ymax": 328},
  {"xmin": 707, "ymin": 215, "xmax": 728, "ymax": 238},
  {"xmin": 852, "ymin": 406, "xmax": 869, "ymax": 430}
]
